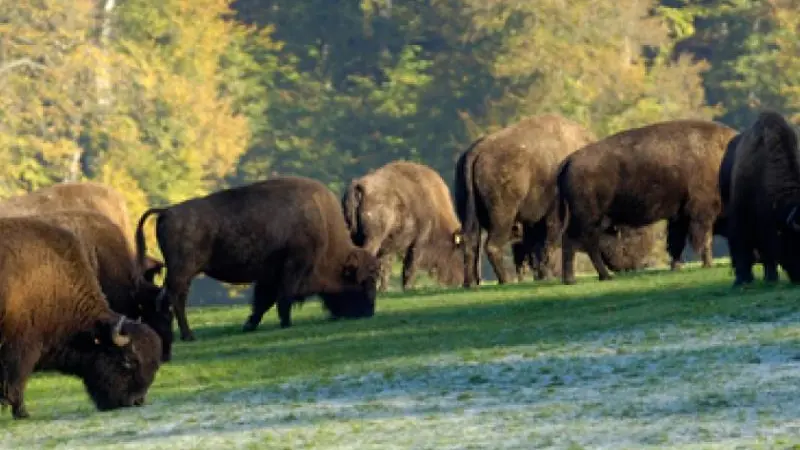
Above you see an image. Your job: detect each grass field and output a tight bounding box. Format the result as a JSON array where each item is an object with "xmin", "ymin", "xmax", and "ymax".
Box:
[{"xmin": 3, "ymin": 261, "xmax": 800, "ymax": 449}]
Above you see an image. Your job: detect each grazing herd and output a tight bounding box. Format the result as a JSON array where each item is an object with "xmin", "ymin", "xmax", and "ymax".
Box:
[{"xmin": 0, "ymin": 110, "xmax": 798, "ymax": 420}]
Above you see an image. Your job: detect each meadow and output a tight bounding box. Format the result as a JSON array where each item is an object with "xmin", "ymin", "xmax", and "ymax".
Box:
[{"xmin": 3, "ymin": 261, "xmax": 800, "ymax": 449}]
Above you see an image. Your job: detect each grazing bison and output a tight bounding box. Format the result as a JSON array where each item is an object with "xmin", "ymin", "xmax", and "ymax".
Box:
[
  {"xmin": 342, "ymin": 161, "xmax": 464, "ymax": 291},
  {"xmin": 0, "ymin": 217, "xmax": 162, "ymax": 419},
  {"xmin": 455, "ymin": 114, "xmax": 597, "ymax": 287},
  {"xmin": 31, "ymin": 210, "xmax": 173, "ymax": 362},
  {"xmin": 512, "ymin": 224, "xmax": 660, "ymax": 281},
  {"xmin": 135, "ymin": 176, "xmax": 380, "ymax": 341},
  {"xmin": 725, "ymin": 111, "xmax": 800, "ymax": 285},
  {"xmin": 557, "ymin": 119, "xmax": 738, "ymax": 284},
  {"xmin": 0, "ymin": 182, "xmax": 164, "ymax": 280}
]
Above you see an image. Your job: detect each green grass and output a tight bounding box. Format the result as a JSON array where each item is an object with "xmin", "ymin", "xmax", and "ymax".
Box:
[{"xmin": 3, "ymin": 261, "xmax": 800, "ymax": 449}]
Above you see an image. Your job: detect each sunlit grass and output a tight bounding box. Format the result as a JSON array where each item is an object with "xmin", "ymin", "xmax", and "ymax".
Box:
[{"xmin": 2, "ymin": 260, "xmax": 800, "ymax": 449}]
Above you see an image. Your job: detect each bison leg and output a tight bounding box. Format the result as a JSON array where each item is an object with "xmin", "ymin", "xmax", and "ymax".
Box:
[
  {"xmin": 485, "ymin": 229, "xmax": 513, "ymax": 285},
  {"xmin": 757, "ymin": 232, "xmax": 780, "ymax": 283},
  {"xmin": 583, "ymin": 233, "xmax": 613, "ymax": 282},
  {"xmin": 666, "ymin": 217, "xmax": 690, "ymax": 270},
  {"xmin": 0, "ymin": 343, "xmax": 40, "ymax": 419},
  {"xmin": 688, "ymin": 219, "xmax": 714, "ymax": 268},
  {"xmin": 243, "ymin": 279, "xmax": 277, "ymax": 332},
  {"xmin": 728, "ymin": 220, "xmax": 756, "ymax": 286},
  {"xmin": 377, "ymin": 254, "xmax": 394, "ymax": 292},
  {"xmin": 561, "ymin": 235, "xmax": 578, "ymax": 285},
  {"xmin": 401, "ymin": 245, "xmax": 420, "ymax": 290},
  {"xmin": 163, "ymin": 275, "xmax": 194, "ymax": 342},
  {"xmin": 511, "ymin": 242, "xmax": 530, "ymax": 282}
]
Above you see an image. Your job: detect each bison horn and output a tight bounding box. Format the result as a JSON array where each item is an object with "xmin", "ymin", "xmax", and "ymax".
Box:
[
  {"xmin": 786, "ymin": 206, "xmax": 800, "ymax": 232},
  {"xmin": 112, "ymin": 317, "xmax": 131, "ymax": 347}
]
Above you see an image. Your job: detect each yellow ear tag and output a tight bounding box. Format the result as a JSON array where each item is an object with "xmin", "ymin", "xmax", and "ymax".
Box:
[{"xmin": 94, "ymin": 338, "xmax": 101, "ymax": 345}]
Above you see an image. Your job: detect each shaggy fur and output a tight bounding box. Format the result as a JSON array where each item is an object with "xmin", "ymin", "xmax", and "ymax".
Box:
[
  {"xmin": 557, "ymin": 119, "xmax": 737, "ymax": 284},
  {"xmin": 0, "ymin": 218, "xmax": 162, "ymax": 419},
  {"xmin": 455, "ymin": 114, "xmax": 597, "ymax": 287},
  {"xmin": 135, "ymin": 176, "xmax": 380, "ymax": 341},
  {"xmin": 342, "ymin": 161, "xmax": 464, "ymax": 291},
  {"xmin": 0, "ymin": 182, "xmax": 164, "ymax": 280},
  {"xmin": 31, "ymin": 210, "xmax": 173, "ymax": 362},
  {"xmin": 727, "ymin": 111, "xmax": 800, "ymax": 285}
]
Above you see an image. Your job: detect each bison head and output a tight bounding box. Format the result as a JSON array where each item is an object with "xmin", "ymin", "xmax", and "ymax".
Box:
[
  {"xmin": 322, "ymin": 249, "xmax": 379, "ymax": 319},
  {"xmin": 80, "ymin": 316, "xmax": 162, "ymax": 411},
  {"xmin": 134, "ymin": 283, "xmax": 174, "ymax": 362}
]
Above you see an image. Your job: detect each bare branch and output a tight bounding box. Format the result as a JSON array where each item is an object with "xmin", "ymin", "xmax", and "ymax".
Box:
[{"xmin": 0, "ymin": 58, "xmax": 46, "ymax": 76}]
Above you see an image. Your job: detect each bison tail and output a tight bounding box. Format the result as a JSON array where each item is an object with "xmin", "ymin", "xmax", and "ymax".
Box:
[
  {"xmin": 342, "ymin": 181, "xmax": 365, "ymax": 242},
  {"xmin": 555, "ymin": 158, "xmax": 573, "ymax": 238},
  {"xmin": 457, "ymin": 136, "xmax": 485, "ymax": 238},
  {"xmin": 135, "ymin": 207, "xmax": 166, "ymax": 277}
]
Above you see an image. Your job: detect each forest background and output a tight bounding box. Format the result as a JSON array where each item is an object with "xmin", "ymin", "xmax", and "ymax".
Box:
[{"xmin": 1, "ymin": 0, "xmax": 798, "ymax": 299}]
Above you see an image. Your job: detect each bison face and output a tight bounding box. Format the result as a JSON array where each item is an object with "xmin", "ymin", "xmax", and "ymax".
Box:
[
  {"xmin": 81, "ymin": 317, "xmax": 162, "ymax": 411},
  {"xmin": 325, "ymin": 249, "xmax": 379, "ymax": 319},
  {"xmin": 135, "ymin": 283, "xmax": 174, "ymax": 362}
]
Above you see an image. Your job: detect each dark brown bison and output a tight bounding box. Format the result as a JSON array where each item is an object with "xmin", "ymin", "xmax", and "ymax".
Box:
[
  {"xmin": 557, "ymin": 119, "xmax": 738, "ymax": 284},
  {"xmin": 342, "ymin": 161, "xmax": 464, "ymax": 291},
  {"xmin": 512, "ymin": 224, "xmax": 660, "ymax": 281},
  {"xmin": 135, "ymin": 176, "xmax": 380, "ymax": 341},
  {"xmin": 725, "ymin": 111, "xmax": 800, "ymax": 285},
  {"xmin": 455, "ymin": 114, "xmax": 597, "ymax": 287},
  {"xmin": 0, "ymin": 181, "xmax": 165, "ymax": 280},
  {"xmin": 0, "ymin": 217, "xmax": 162, "ymax": 419},
  {"xmin": 31, "ymin": 210, "xmax": 173, "ymax": 362}
]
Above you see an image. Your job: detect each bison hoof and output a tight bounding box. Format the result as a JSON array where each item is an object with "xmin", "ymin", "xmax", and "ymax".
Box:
[
  {"xmin": 12, "ymin": 407, "xmax": 29, "ymax": 420},
  {"xmin": 180, "ymin": 333, "xmax": 196, "ymax": 342},
  {"xmin": 562, "ymin": 278, "xmax": 577, "ymax": 285},
  {"xmin": 242, "ymin": 321, "xmax": 259, "ymax": 332},
  {"xmin": 599, "ymin": 274, "xmax": 613, "ymax": 282},
  {"xmin": 279, "ymin": 322, "xmax": 292, "ymax": 329}
]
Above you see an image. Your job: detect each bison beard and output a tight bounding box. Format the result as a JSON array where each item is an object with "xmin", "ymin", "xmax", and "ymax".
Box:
[
  {"xmin": 0, "ymin": 218, "xmax": 162, "ymax": 419},
  {"xmin": 134, "ymin": 176, "xmax": 379, "ymax": 341},
  {"xmin": 726, "ymin": 111, "xmax": 800, "ymax": 285},
  {"xmin": 342, "ymin": 160, "xmax": 465, "ymax": 291},
  {"xmin": 557, "ymin": 119, "xmax": 737, "ymax": 284},
  {"xmin": 30, "ymin": 210, "xmax": 173, "ymax": 362}
]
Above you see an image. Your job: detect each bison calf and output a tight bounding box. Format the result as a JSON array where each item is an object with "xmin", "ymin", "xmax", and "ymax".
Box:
[
  {"xmin": 726, "ymin": 111, "xmax": 800, "ymax": 285},
  {"xmin": 557, "ymin": 120, "xmax": 737, "ymax": 284},
  {"xmin": 342, "ymin": 161, "xmax": 464, "ymax": 291},
  {"xmin": 0, "ymin": 218, "xmax": 162, "ymax": 419},
  {"xmin": 32, "ymin": 210, "xmax": 173, "ymax": 362},
  {"xmin": 135, "ymin": 176, "xmax": 380, "ymax": 341}
]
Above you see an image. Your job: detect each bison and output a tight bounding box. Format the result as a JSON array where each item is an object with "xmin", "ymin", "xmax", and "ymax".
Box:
[
  {"xmin": 512, "ymin": 224, "xmax": 660, "ymax": 281},
  {"xmin": 0, "ymin": 217, "xmax": 162, "ymax": 419},
  {"xmin": 725, "ymin": 111, "xmax": 800, "ymax": 285},
  {"xmin": 0, "ymin": 181, "xmax": 164, "ymax": 281},
  {"xmin": 455, "ymin": 114, "xmax": 597, "ymax": 287},
  {"xmin": 135, "ymin": 176, "xmax": 380, "ymax": 341},
  {"xmin": 31, "ymin": 210, "xmax": 173, "ymax": 362},
  {"xmin": 342, "ymin": 161, "xmax": 464, "ymax": 291},
  {"xmin": 557, "ymin": 119, "xmax": 738, "ymax": 284}
]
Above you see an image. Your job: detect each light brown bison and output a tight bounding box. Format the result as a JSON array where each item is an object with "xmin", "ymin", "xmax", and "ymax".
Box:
[
  {"xmin": 725, "ymin": 111, "xmax": 800, "ymax": 285},
  {"xmin": 135, "ymin": 176, "xmax": 380, "ymax": 341},
  {"xmin": 31, "ymin": 210, "xmax": 173, "ymax": 361},
  {"xmin": 455, "ymin": 114, "xmax": 597, "ymax": 287},
  {"xmin": 557, "ymin": 119, "xmax": 738, "ymax": 284},
  {"xmin": 0, "ymin": 217, "xmax": 162, "ymax": 419},
  {"xmin": 0, "ymin": 181, "xmax": 165, "ymax": 279},
  {"xmin": 342, "ymin": 161, "xmax": 464, "ymax": 291}
]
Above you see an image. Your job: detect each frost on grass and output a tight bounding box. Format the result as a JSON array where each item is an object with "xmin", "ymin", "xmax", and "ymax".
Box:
[{"xmin": 3, "ymin": 317, "xmax": 800, "ymax": 449}]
